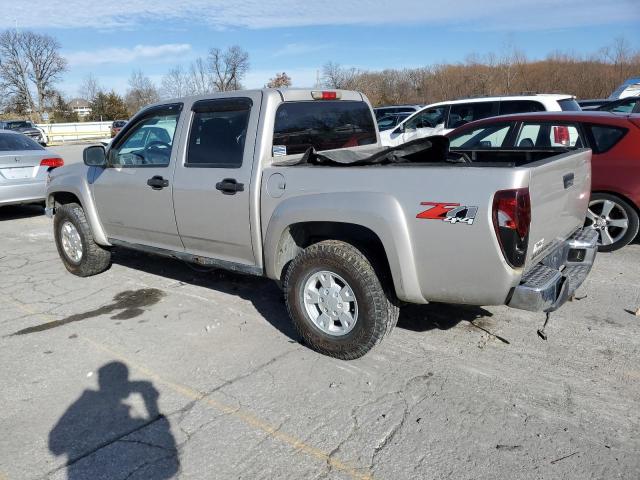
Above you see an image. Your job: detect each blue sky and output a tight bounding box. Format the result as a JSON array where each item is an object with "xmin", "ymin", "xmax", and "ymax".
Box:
[{"xmin": 3, "ymin": 0, "xmax": 639, "ymax": 98}]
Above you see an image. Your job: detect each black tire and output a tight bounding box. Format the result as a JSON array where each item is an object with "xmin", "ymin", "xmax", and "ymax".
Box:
[
  {"xmin": 284, "ymin": 240, "xmax": 399, "ymax": 360},
  {"xmin": 586, "ymin": 193, "xmax": 639, "ymax": 252},
  {"xmin": 54, "ymin": 203, "xmax": 111, "ymax": 277}
]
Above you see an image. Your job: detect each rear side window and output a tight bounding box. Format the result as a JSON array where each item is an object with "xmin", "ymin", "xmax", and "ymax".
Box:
[
  {"xmin": 558, "ymin": 99, "xmax": 581, "ymax": 111},
  {"xmin": 446, "ymin": 102, "xmax": 498, "ymax": 129},
  {"xmin": 186, "ymin": 98, "xmax": 252, "ymax": 168},
  {"xmin": 589, "ymin": 125, "xmax": 627, "ymax": 153},
  {"xmin": 449, "ymin": 124, "xmax": 511, "ymax": 149},
  {"xmin": 499, "ymin": 100, "xmax": 545, "ymax": 115},
  {"xmin": 0, "ymin": 133, "xmax": 44, "ymax": 151},
  {"xmin": 273, "ymin": 101, "xmax": 376, "ymax": 156},
  {"xmin": 515, "ymin": 122, "xmax": 584, "ymax": 148}
]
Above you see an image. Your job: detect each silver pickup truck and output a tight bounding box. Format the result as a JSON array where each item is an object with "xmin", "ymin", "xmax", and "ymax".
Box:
[{"xmin": 46, "ymin": 88, "xmax": 597, "ymax": 359}]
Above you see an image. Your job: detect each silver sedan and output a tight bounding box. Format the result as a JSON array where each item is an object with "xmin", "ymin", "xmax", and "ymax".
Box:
[{"xmin": 0, "ymin": 130, "xmax": 64, "ymax": 207}]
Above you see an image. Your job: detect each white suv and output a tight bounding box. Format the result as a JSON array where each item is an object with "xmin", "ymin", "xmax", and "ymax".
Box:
[{"xmin": 379, "ymin": 94, "xmax": 580, "ymax": 147}]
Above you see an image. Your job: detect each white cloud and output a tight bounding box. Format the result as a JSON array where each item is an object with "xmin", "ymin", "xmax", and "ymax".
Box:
[
  {"xmin": 273, "ymin": 43, "xmax": 329, "ymax": 57},
  {"xmin": 65, "ymin": 43, "xmax": 192, "ymax": 66},
  {"xmin": 4, "ymin": 0, "xmax": 639, "ymax": 31}
]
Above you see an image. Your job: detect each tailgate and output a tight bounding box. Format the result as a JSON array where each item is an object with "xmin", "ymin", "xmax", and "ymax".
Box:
[{"xmin": 525, "ymin": 148, "xmax": 591, "ymax": 268}]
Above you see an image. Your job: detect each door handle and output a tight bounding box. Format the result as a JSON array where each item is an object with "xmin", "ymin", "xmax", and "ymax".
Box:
[
  {"xmin": 215, "ymin": 178, "xmax": 244, "ymax": 195},
  {"xmin": 147, "ymin": 175, "xmax": 169, "ymax": 190}
]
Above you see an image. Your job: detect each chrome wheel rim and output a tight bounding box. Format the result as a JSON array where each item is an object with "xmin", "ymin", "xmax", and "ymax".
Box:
[
  {"xmin": 301, "ymin": 270, "xmax": 358, "ymax": 336},
  {"xmin": 60, "ymin": 221, "xmax": 83, "ymax": 263},
  {"xmin": 585, "ymin": 199, "xmax": 629, "ymax": 247}
]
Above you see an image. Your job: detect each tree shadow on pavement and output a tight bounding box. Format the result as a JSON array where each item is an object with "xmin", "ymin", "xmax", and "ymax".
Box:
[
  {"xmin": 111, "ymin": 248, "xmax": 298, "ymax": 342},
  {"xmin": 0, "ymin": 204, "xmax": 44, "ymax": 221},
  {"xmin": 49, "ymin": 361, "xmax": 179, "ymax": 480}
]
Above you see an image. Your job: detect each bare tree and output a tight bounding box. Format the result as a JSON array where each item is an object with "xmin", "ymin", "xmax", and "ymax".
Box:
[
  {"xmin": 321, "ymin": 62, "xmax": 359, "ymax": 89},
  {"xmin": 208, "ymin": 45, "xmax": 249, "ymax": 91},
  {"xmin": 125, "ymin": 70, "xmax": 160, "ymax": 114},
  {"xmin": 79, "ymin": 73, "xmax": 101, "ymax": 102},
  {"xmin": 266, "ymin": 72, "xmax": 292, "ymax": 88},
  {"xmin": 160, "ymin": 66, "xmax": 191, "ymax": 99},
  {"xmin": 22, "ymin": 32, "xmax": 67, "ymax": 118},
  {"xmin": 0, "ymin": 30, "xmax": 67, "ymax": 121},
  {"xmin": 0, "ymin": 30, "xmax": 37, "ymax": 118},
  {"xmin": 188, "ymin": 58, "xmax": 213, "ymax": 95}
]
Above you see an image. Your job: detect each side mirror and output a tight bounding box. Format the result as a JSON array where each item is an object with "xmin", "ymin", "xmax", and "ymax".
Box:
[{"xmin": 83, "ymin": 145, "xmax": 107, "ymax": 167}]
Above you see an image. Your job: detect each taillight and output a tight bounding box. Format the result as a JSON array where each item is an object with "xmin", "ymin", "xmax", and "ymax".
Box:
[
  {"xmin": 553, "ymin": 126, "xmax": 570, "ymax": 146},
  {"xmin": 311, "ymin": 90, "xmax": 340, "ymax": 100},
  {"xmin": 40, "ymin": 157, "xmax": 64, "ymax": 168},
  {"xmin": 492, "ymin": 188, "xmax": 531, "ymax": 268}
]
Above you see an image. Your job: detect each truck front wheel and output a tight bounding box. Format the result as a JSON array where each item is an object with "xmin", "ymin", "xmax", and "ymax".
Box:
[
  {"xmin": 284, "ymin": 240, "xmax": 399, "ymax": 359},
  {"xmin": 54, "ymin": 203, "xmax": 111, "ymax": 277}
]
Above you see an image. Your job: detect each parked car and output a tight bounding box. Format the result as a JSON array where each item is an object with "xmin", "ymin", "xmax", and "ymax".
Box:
[
  {"xmin": 380, "ymin": 94, "xmax": 581, "ymax": 147},
  {"xmin": 0, "ymin": 130, "xmax": 63, "ymax": 207},
  {"xmin": 595, "ymin": 96, "xmax": 640, "ymax": 114},
  {"xmin": 446, "ymin": 111, "xmax": 640, "ymax": 251},
  {"xmin": 376, "ymin": 112, "xmax": 412, "ymax": 131},
  {"xmin": 46, "ymin": 89, "xmax": 596, "ymax": 359},
  {"xmin": 110, "ymin": 120, "xmax": 127, "ymax": 138},
  {"xmin": 0, "ymin": 120, "xmax": 47, "ymax": 146},
  {"xmin": 374, "ymin": 105, "xmax": 422, "ymax": 121},
  {"xmin": 609, "ymin": 77, "xmax": 640, "ymax": 100}
]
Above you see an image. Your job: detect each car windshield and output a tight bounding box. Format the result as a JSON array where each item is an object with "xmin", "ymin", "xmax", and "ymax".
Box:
[
  {"xmin": 6, "ymin": 121, "xmax": 30, "ymax": 129},
  {"xmin": 0, "ymin": 133, "xmax": 45, "ymax": 151}
]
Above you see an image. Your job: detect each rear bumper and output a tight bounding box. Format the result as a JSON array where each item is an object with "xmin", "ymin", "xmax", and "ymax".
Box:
[
  {"xmin": 0, "ymin": 181, "xmax": 46, "ymax": 206},
  {"xmin": 507, "ymin": 228, "xmax": 598, "ymax": 312}
]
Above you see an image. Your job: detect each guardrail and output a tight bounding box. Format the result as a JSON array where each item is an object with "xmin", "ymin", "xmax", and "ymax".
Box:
[{"xmin": 36, "ymin": 121, "xmax": 112, "ymax": 144}]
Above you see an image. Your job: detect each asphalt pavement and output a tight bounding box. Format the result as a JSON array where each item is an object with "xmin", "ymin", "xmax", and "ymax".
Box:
[{"xmin": 0, "ymin": 179, "xmax": 639, "ymax": 479}]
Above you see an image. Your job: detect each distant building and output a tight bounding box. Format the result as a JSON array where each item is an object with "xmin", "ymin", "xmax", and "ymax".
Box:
[{"xmin": 69, "ymin": 98, "xmax": 91, "ymax": 118}]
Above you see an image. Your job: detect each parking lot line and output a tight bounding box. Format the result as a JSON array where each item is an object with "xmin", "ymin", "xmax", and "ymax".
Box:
[
  {"xmin": 81, "ymin": 336, "xmax": 373, "ymax": 480},
  {"xmin": 2, "ymin": 293, "xmax": 372, "ymax": 479}
]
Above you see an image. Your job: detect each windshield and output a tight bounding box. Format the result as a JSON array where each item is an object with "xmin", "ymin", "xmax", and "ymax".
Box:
[
  {"xmin": 0, "ymin": 133, "xmax": 45, "ymax": 151},
  {"xmin": 6, "ymin": 121, "xmax": 31, "ymax": 130}
]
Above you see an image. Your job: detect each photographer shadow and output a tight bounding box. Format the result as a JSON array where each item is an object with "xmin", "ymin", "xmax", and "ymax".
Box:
[{"xmin": 49, "ymin": 362, "xmax": 179, "ymax": 480}]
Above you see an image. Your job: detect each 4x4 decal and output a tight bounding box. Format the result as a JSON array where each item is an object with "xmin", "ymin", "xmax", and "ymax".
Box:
[{"xmin": 417, "ymin": 202, "xmax": 478, "ymax": 225}]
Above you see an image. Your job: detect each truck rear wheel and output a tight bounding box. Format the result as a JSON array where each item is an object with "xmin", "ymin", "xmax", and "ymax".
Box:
[
  {"xmin": 284, "ymin": 240, "xmax": 399, "ymax": 359},
  {"xmin": 54, "ymin": 203, "xmax": 111, "ymax": 277}
]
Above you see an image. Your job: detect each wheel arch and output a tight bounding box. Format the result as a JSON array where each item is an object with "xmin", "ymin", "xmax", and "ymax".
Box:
[{"xmin": 263, "ymin": 193, "xmax": 426, "ymax": 303}]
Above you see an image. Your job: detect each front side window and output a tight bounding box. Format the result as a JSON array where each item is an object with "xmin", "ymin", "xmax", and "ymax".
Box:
[
  {"xmin": 449, "ymin": 124, "xmax": 512, "ymax": 149},
  {"xmin": 515, "ymin": 122, "xmax": 583, "ymax": 148},
  {"xmin": 109, "ymin": 106, "xmax": 180, "ymax": 167},
  {"xmin": 405, "ymin": 107, "xmax": 446, "ymax": 130},
  {"xmin": 186, "ymin": 98, "xmax": 252, "ymax": 168},
  {"xmin": 273, "ymin": 101, "xmax": 376, "ymax": 156},
  {"xmin": 446, "ymin": 102, "xmax": 498, "ymax": 129},
  {"xmin": 589, "ymin": 125, "xmax": 627, "ymax": 153}
]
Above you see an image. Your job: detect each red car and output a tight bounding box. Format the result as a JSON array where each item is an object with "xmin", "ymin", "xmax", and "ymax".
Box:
[{"xmin": 446, "ymin": 111, "xmax": 640, "ymax": 251}]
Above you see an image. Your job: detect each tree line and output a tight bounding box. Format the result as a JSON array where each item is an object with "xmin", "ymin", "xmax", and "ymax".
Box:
[
  {"xmin": 321, "ymin": 38, "xmax": 640, "ymax": 106},
  {"xmin": 1, "ymin": 28, "xmax": 638, "ymax": 123}
]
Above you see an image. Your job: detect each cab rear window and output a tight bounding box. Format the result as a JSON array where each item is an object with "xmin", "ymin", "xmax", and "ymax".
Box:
[{"xmin": 273, "ymin": 101, "xmax": 377, "ymax": 156}]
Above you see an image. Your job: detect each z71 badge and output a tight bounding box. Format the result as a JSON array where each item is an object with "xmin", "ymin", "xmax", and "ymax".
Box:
[{"xmin": 416, "ymin": 202, "xmax": 478, "ymax": 225}]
